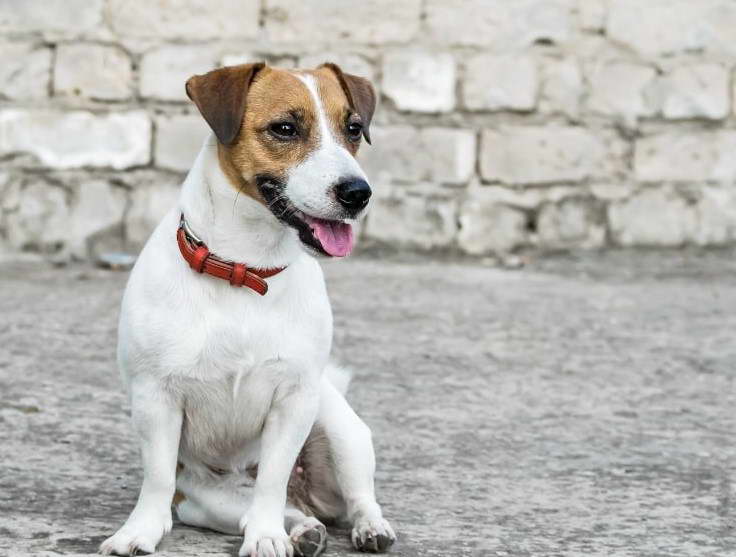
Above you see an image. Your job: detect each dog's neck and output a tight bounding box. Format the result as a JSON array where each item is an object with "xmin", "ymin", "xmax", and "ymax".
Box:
[{"xmin": 179, "ymin": 135, "xmax": 304, "ymax": 270}]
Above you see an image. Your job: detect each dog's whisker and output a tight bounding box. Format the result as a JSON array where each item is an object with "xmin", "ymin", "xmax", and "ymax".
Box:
[
  {"xmin": 231, "ymin": 188, "xmax": 241, "ymax": 216},
  {"xmin": 264, "ymin": 192, "xmax": 300, "ymax": 220},
  {"xmin": 265, "ymin": 191, "xmax": 288, "ymax": 207}
]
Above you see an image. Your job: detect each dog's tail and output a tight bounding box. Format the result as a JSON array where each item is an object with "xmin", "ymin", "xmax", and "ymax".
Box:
[{"xmin": 324, "ymin": 362, "xmax": 352, "ymax": 396}]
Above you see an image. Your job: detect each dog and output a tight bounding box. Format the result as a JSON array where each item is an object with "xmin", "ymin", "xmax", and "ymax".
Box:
[{"xmin": 99, "ymin": 62, "xmax": 395, "ymax": 557}]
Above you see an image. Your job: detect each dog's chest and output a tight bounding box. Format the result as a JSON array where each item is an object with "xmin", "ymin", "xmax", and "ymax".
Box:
[
  {"xmin": 120, "ymin": 236, "xmax": 333, "ymax": 466},
  {"xmin": 163, "ymin": 268, "xmax": 332, "ymax": 465},
  {"xmin": 179, "ymin": 271, "xmax": 333, "ymax": 375},
  {"xmin": 175, "ymin": 364, "xmax": 276, "ymax": 469}
]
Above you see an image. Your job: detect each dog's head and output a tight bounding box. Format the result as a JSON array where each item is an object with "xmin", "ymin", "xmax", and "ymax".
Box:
[{"xmin": 185, "ymin": 63, "xmax": 376, "ymax": 258}]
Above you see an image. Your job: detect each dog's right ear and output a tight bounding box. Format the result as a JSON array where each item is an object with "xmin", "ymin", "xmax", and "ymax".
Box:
[{"xmin": 185, "ymin": 62, "xmax": 265, "ymax": 146}]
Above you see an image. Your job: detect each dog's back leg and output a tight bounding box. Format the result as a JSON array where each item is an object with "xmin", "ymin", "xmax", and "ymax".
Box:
[
  {"xmin": 298, "ymin": 376, "xmax": 396, "ymax": 553},
  {"xmin": 285, "ymin": 507, "xmax": 328, "ymax": 557}
]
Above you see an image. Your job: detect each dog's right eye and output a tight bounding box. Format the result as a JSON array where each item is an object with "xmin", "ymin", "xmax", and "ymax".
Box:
[{"xmin": 268, "ymin": 122, "xmax": 298, "ymax": 139}]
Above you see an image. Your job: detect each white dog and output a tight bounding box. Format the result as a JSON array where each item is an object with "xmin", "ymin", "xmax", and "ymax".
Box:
[{"xmin": 100, "ymin": 62, "xmax": 395, "ymax": 557}]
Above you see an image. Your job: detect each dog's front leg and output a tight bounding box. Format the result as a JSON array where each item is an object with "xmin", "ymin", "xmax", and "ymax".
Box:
[
  {"xmin": 239, "ymin": 364, "xmax": 319, "ymax": 557},
  {"xmin": 100, "ymin": 378, "xmax": 182, "ymax": 556},
  {"xmin": 319, "ymin": 376, "xmax": 396, "ymax": 552}
]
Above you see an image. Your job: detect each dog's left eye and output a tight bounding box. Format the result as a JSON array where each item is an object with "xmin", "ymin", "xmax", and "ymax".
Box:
[
  {"xmin": 269, "ymin": 122, "xmax": 297, "ymax": 139},
  {"xmin": 347, "ymin": 122, "xmax": 363, "ymax": 140}
]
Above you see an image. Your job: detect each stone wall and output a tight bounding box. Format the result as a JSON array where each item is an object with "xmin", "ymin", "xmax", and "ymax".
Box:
[{"xmin": 2, "ymin": 0, "xmax": 736, "ymax": 261}]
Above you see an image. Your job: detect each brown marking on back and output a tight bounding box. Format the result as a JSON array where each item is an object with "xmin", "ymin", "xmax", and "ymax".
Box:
[
  {"xmin": 172, "ymin": 462, "xmax": 186, "ymax": 506},
  {"xmin": 173, "ymin": 490, "xmax": 186, "ymax": 506},
  {"xmin": 287, "ymin": 424, "xmax": 345, "ymax": 520}
]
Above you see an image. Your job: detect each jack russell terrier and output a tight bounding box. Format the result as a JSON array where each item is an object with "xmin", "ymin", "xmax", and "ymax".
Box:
[{"xmin": 100, "ymin": 62, "xmax": 395, "ymax": 557}]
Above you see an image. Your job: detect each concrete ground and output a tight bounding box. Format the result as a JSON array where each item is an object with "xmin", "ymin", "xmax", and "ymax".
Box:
[{"xmin": 1, "ymin": 249, "xmax": 735, "ymax": 557}]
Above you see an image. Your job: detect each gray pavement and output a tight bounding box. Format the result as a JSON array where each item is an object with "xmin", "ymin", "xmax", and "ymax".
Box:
[{"xmin": 1, "ymin": 250, "xmax": 735, "ymax": 557}]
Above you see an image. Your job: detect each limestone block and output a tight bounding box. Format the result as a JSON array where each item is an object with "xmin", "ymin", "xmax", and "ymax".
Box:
[
  {"xmin": 607, "ymin": 0, "xmax": 736, "ymax": 57},
  {"xmin": 657, "ymin": 63, "xmax": 729, "ymax": 120},
  {"xmin": 140, "ymin": 45, "xmax": 218, "ymax": 101},
  {"xmin": 425, "ymin": 0, "xmax": 574, "ymax": 47},
  {"xmin": 463, "ymin": 54, "xmax": 538, "ymax": 112},
  {"xmin": 480, "ymin": 126, "xmax": 620, "ymax": 185},
  {"xmin": 458, "ymin": 190, "xmax": 529, "ymax": 254},
  {"xmin": 265, "ymin": 0, "xmax": 421, "ymax": 44},
  {"xmin": 0, "ymin": 110, "xmax": 151, "ymax": 169},
  {"xmin": 635, "ymin": 131, "xmax": 736, "ymax": 182},
  {"xmin": 587, "ymin": 62, "xmax": 657, "ymax": 125},
  {"xmin": 608, "ymin": 187, "xmax": 696, "ymax": 246},
  {"xmin": 365, "ymin": 187, "xmax": 457, "ymax": 249},
  {"xmin": 154, "ymin": 114, "xmax": 209, "ymax": 172},
  {"xmin": 382, "ymin": 51, "xmax": 456, "ymax": 113},
  {"xmin": 0, "ymin": 42, "xmax": 52, "ymax": 100},
  {"xmin": 106, "ymin": 0, "xmax": 259, "ymax": 40},
  {"xmin": 536, "ymin": 198, "xmax": 605, "ymax": 249},
  {"xmin": 0, "ymin": 0, "xmax": 103, "ymax": 36},
  {"xmin": 126, "ymin": 181, "xmax": 181, "ymax": 248},
  {"xmin": 54, "ymin": 43, "xmax": 133, "ymax": 100}
]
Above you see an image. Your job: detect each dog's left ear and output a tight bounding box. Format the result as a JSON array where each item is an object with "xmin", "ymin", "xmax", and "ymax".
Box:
[
  {"xmin": 320, "ymin": 63, "xmax": 376, "ymax": 144},
  {"xmin": 186, "ymin": 62, "xmax": 266, "ymax": 146}
]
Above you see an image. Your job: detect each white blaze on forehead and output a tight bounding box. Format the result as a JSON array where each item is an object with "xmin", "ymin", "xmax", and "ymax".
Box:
[
  {"xmin": 285, "ymin": 72, "xmax": 367, "ymax": 217},
  {"xmin": 296, "ymin": 73, "xmax": 338, "ymax": 152}
]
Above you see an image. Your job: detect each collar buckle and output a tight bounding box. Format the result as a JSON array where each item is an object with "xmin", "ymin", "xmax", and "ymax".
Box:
[{"xmin": 180, "ymin": 214, "xmax": 204, "ymax": 246}]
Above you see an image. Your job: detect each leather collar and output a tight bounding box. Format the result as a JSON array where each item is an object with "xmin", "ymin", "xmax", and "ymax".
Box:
[{"xmin": 176, "ymin": 214, "xmax": 285, "ymax": 295}]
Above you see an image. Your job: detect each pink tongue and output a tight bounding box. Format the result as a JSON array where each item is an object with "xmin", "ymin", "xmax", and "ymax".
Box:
[{"xmin": 304, "ymin": 217, "xmax": 354, "ymax": 257}]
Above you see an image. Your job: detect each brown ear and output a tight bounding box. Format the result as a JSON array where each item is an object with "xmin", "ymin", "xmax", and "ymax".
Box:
[
  {"xmin": 185, "ymin": 62, "xmax": 265, "ymax": 146},
  {"xmin": 320, "ymin": 63, "xmax": 377, "ymax": 144}
]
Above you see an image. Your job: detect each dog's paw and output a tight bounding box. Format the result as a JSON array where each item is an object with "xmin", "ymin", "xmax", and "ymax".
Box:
[
  {"xmin": 289, "ymin": 517, "xmax": 327, "ymax": 557},
  {"xmin": 99, "ymin": 512, "xmax": 172, "ymax": 556},
  {"xmin": 351, "ymin": 516, "xmax": 395, "ymax": 553},
  {"xmin": 240, "ymin": 523, "xmax": 294, "ymax": 557}
]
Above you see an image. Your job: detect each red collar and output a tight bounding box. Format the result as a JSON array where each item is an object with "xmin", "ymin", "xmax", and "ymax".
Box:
[{"xmin": 177, "ymin": 214, "xmax": 286, "ymax": 296}]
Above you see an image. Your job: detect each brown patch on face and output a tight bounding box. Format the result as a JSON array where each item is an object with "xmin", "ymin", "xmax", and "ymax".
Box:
[
  {"xmin": 218, "ymin": 67, "xmax": 320, "ymax": 203},
  {"xmin": 190, "ymin": 63, "xmax": 375, "ymax": 208}
]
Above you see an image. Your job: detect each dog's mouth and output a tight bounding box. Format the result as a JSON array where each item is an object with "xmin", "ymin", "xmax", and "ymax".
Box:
[
  {"xmin": 300, "ymin": 214, "xmax": 354, "ymax": 257},
  {"xmin": 256, "ymin": 175, "xmax": 354, "ymax": 258}
]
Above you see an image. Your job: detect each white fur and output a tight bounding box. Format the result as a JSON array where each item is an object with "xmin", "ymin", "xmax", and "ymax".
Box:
[
  {"xmin": 324, "ymin": 362, "xmax": 352, "ymax": 396},
  {"xmin": 100, "ymin": 81, "xmax": 393, "ymax": 557}
]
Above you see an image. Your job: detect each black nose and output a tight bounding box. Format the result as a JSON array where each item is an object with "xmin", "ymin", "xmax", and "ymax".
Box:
[{"xmin": 335, "ymin": 179, "xmax": 372, "ymax": 213}]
